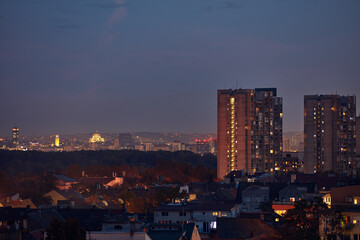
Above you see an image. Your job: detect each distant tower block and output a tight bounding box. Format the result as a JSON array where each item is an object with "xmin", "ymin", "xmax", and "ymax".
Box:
[
  {"xmin": 55, "ymin": 135, "xmax": 60, "ymax": 147},
  {"xmin": 12, "ymin": 127, "xmax": 20, "ymax": 146}
]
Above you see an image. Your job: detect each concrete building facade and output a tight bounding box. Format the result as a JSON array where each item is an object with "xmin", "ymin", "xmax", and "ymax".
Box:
[
  {"xmin": 217, "ymin": 88, "xmax": 283, "ymax": 179},
  {"xmin": 304, "ymin": 95, "xmax": 356, "ymax": 176},
  {"xmin": 357, "ymin": 116, "xmax": 360, "ymax": 156}
]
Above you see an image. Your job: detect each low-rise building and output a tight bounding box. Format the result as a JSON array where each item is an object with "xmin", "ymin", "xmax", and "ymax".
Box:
[
  {"xmin": 54, "ymin": 174, "xmax": 79, "ymax": 190},
  {"xmin": 154, "ymin": 202, "xmax": 237, "ymax": 236},
  {"xmin": 330, "ymin": 185, "xmax": 360, "ymax": 207},
  {"xmin": 240, "ymin": 185, "xmax": 269, "ymax": 212}
]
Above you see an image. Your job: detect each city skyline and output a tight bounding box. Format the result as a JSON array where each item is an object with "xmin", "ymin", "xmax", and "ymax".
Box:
[{"xmin": 1, "ymin": 0, "xmax": 360, "ymax": 136}]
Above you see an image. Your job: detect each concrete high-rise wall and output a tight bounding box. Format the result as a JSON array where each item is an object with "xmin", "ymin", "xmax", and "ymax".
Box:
[
  {"xmin": 357, "ymin": 116, "xmax": 360, "ymax": 156},
  {"xmin": 304, "ymin": 95, "xmax": 356, "ymax": 176},
  {"xmin": 217, "ymin": 88, "xmax": 283, "ymax": 179}
]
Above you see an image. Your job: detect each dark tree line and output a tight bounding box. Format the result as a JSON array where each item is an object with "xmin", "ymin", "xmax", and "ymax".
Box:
[
  {"xmin": 0, "ymin": 150, "xmax": 216, "ymax": 208},
  {"xmin": 0, "ymin": 150, "xmax": 216, "ymax": 176}
]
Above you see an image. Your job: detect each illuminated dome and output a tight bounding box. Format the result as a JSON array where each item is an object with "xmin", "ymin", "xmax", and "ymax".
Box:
[{"xmin": 89, "ymin": 132, "xmax": 105, "ymax": 143}]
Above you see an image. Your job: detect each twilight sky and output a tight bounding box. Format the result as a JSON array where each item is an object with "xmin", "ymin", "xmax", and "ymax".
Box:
[{"xmin": 0, "ymin": 0, "xmax": 359, "ymax": 136}]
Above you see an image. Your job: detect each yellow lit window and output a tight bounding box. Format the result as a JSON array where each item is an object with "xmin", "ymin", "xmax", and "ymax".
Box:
[
  {"xmin": 290, "ymin": 197, "xmax": 295, "ymax": 202},
  {"xmin": 213, "ymin": 212, "xmax": 218, "ymax": 216},
  {"xmin": 270, "ymin": 150, "xmax": 273, "ymax": 154}
]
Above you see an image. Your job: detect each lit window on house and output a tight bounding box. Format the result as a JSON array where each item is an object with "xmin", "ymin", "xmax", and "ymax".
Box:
[{"xmin": 290, "ymin": 197, "xmax": 296, "ymax": 202}]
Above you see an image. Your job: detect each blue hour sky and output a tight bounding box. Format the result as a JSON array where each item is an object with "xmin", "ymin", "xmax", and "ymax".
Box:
[{"xmin": 0, "ymin": 0, "xmax": 359, "ymax": 136}]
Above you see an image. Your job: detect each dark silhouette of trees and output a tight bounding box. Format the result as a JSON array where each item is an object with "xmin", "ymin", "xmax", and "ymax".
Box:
[
  {"xmin": 284, "ymin": 199, "xmax": 343, "ymax": 240},
  {"xmin": 0, "ymin": 150, "xmax": 216, "ymax": 176}
]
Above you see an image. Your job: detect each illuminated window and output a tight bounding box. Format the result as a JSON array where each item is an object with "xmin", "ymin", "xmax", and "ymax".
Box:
[
  {"xmin": 290, "ymin": 197, "xmax": 295, "ymax": 202},
  {"xmin": 354, "ymin": 198, "xmax": 358, "ymax": 205},
  {"xmin": 275, "ymin": 218, "xmax": 279, "ymax": 222},
  {"xmin": 212, "ymin": 212, "xmax": 218, "ymax": 216}
]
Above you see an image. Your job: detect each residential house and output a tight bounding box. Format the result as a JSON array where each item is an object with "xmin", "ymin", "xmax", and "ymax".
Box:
[
  {"xmin": 240, "ymin": 185, "xmax": 269, "ymax": 212},
  {"xmin": 154, "ymin": 202, "xmax": 237, "ymax": 237},
  {"xmin": 86, "ymin": 232, "xmax": 151, "ymax": 240},
  {"xmin": 147, "ymin": 223, "xmax": 201, "ymax": 240},
  {"xmin": 330, "ymin": 185, "xmax": 360, "ymax": 207},
  {"xmin": 79, "ymin": 176, "xmax": 123, "ymax": 189},
  {"xmin": 278, "ymin": 184, "xmax": 308, "ymax": 203},
  {"xmin": 44, "ymin": 189, "xmax": 87, "ymax": 207},
  {"xmin": 54, "ymin": 174, "xmax": 79, "ymax": 190},
  {"xmin": 1, "ymin": 198, "xmax": 36, "ymax": 209}
]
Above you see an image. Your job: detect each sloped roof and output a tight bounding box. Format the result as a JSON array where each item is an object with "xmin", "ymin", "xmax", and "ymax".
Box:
[
  {"xmin": 242, "ymin": 185, "xmax": 269, "ymax": 195},
  {"xmin": 54, "ymin": 189, "xmax": 85, "ymax": 200},
  {"xmin": 148, "ymin": 223, "xmax": 196, "ymax": 240},
  {"xmin": 54, "ymin": 174, "xmax": 79, "ymax": 183},
  {"xmin": 1, "ymin": 199, "xmax": 36, "ymax": 209},
  {"xmin": 155, "ymin": 202, "xmax": 236, "ymax": 212},
  {"xmin": 79, "ymin": 177, "xmax": 116, "ymax": 185}
]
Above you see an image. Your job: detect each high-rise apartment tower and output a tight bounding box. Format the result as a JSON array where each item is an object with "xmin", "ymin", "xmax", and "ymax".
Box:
[
  {"xmin": 217, "ymin": 88, "xmax": 283, "ymax": 179},
  {"xmin": 119, "ymin": 133, "xmax": 134, "ymax": 149},
  {"xmin": 304, "ymin": 95, "xmax": 356, "ymax": 176},
  {"xmin": 55, "ymin": 135, "xmax": 60, "ymax": 147},
  {"xmin": 356, "ymin": 116, "xmax": 360, "ymax": 156},
  {"xmin": 12, "ymin": 127, "xmax": 19, "ymax": 146}
]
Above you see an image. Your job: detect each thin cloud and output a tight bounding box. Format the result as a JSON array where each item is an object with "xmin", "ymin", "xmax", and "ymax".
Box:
[
  {"xmin": 97, "ymin": 0, "xmax": 127, "ymax": 46},
  {"xmin": 98, "ymin": 32, "xmax": 119, "ymax": 47},
  {"xmin": 107, "ymin": 0, "xmax": 127, "ymax": 27}
]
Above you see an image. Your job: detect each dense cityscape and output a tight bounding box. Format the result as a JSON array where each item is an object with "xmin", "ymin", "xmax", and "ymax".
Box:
[
  {"xmin": 0, "ymin": 89, "xmax": 359, "ymax": 240},
  {"xmin": 1, "ymin": 1, "xmax": 360, "ymax": 240}
]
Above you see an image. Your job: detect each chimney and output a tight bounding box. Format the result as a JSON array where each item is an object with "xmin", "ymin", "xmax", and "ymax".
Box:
[{"xmin": 130, "ymin": 218, "xmax": 135, "ymax": 237}]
